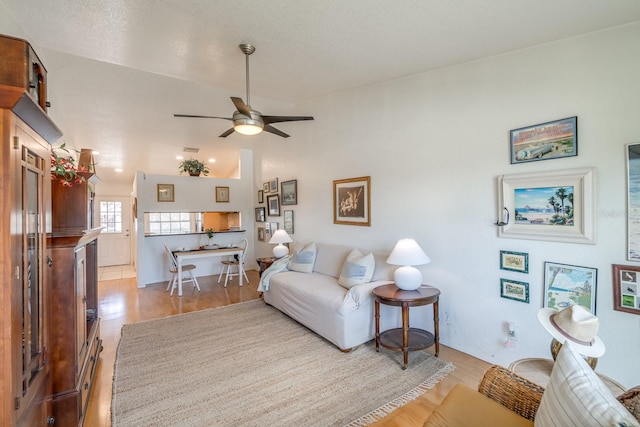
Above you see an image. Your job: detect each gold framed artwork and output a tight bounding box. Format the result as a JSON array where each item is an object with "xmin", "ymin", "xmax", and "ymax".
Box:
[
  {"xmin": 216, "ymin": 186, "xmax": 229, "ymax": 202},
  {"xmin": 333, "ymin": 176, "xmax": 370, "ymax": 226},
  {"xmin": 157, "ymin": 184, "xmax": 174, "ymax": 202}
]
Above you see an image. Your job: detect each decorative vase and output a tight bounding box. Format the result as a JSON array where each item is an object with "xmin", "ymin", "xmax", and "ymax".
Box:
[
  {"xmin": 550, "ymin": 338, "xmax": 597, "ymax": 369},
  {"xmin": 189, "ymin": 171, "xmax": 201, "ymax": 176}
]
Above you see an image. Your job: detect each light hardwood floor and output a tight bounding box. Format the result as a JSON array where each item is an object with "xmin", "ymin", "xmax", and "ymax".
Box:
[{"xmin": 85, "ymin": 268, "xmax": 491, "ymax": 426}]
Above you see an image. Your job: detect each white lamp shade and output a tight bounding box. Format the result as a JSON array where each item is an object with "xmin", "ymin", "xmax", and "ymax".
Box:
[
  {"xmin": 269, "ymin": 230, "xmax": 292, "ymax": 244},
  {"xmin": 269, "ymin": 230, "xmax": 292, "ymax": 258},
  {"xmin": 387, "ymin": 239, "xmax": 430, "ymax": 291},
  {"xmin": 386, "ymin": 239, "xmax": 430, "ymax": 266}
]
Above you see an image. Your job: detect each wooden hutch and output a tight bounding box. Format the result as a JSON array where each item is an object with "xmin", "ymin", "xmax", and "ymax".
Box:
[{"xmin": 0, "ymin": 34, "xmax": 102, "ymax": 427}]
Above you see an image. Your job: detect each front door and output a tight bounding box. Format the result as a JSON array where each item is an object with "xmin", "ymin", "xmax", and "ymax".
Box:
[{"xmin": 96, "ymin": 197, "xmax": 131, "ymax": 266}]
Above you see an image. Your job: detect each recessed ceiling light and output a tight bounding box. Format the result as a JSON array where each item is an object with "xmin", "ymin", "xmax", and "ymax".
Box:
[
  {"xmin": 208, "ymin": 158, "xmax": 216, "ymax": 163},
  {"xmin": 115, "ymin": 168, "xmax": 123, "ymax": 173},
  {"xmin": 176, "ymin": 155, "xmax": 184, "ymax": 160}
]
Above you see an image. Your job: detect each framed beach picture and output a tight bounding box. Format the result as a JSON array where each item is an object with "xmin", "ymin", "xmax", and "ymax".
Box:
[
  {"xmin": 333, "ymin": 176, "xmax": 371, "ymax": 226},
  {"xmin": 510, "ymin": 116, "xmax": 577, "ymax": 164},
  {"xmin": 497, "ymin": 167, "xmax": 595, "ymax": 244},
  {"xmin": 281, "ymin": 179, "xmax": 297, "ymax": 205},
  {"xmin": 500, "ymin": 279, "xmax": 529, "ymax": 303},
  {"xmin": 612, "ymin": 264, "xmax": 640, "ymax": 315},
  {"xmin": 157, "ymin": 184, "xmax": 174, "ymax": 202},
  {"xmin": 544, "ymin": 262, "xmax": 597, "ymax": 314},
  {"xmin": 627, "ymin": 144, "xmax": 640, "ymax": 261},
  {"xmin": 500, "ymin": 250, "xmax": 528, "ymax": 274}
]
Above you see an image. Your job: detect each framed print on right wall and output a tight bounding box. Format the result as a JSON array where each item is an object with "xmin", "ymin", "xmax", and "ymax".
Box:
[
  {"xmin": 544, "ymin": 262, "xmax": 597, "ymax": 314},
  {"xmin": 612, "ymin": 264, "xmax": 640, "ymax": 315}
]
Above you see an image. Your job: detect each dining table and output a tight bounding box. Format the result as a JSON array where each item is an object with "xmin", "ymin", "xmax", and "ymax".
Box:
[{"xmin": 173, "ymin": 246, "xmax": 244, "ymax": 296}]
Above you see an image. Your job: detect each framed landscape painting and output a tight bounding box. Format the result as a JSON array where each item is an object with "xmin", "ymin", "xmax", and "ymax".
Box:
[
  {"xmin": 544, "ymin": 262, "xmax": 597, "ymax": 314},
  {"xmin": 500, "ymin": 279, "xmax": 529, "ymax": 303},
  {"xmin": 500, "ymin": 250, "xmax": 528, "ymax": 273},
  {"xmin": 497, "ymin": 167, "xmax": 595, "ymax": 244},
  {"xmin": 281, "ymin": 179, "xmax": 297, "ymax": 205},
  {"xmin": 627, "ymin": 144, "xmax": 640, "ymax": 261},
  {"xmin": 333, "ymin": 176, "xmax": 370, "ymax": 226}
]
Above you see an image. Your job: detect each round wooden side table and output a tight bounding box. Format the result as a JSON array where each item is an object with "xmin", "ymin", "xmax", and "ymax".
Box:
[
  {"xmin": 256, "ymin": 257, "xmax": 276, "ymax": 277},
  {"xmin": 373, "ymin": 284, "xmax": 440, "ymax": 370}
]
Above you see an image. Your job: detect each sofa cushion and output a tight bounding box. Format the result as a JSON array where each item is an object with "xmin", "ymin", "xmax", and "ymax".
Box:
[
  {"xmin": 288, "ymin": 242, "xmax": 317, "ymax": 273},
  {"xmin": 338, "ymin": 249, "xmax": 375, "ymax": 289},
  {"xmin": 424, "ymin": 383, "xmax": 533, "ymax": 427},
  {"xmin": 313, "ymin": 243, "xmax": 354, "ymax": 278},
  {"xmin": 535, "ymin": 342, "xmax": 639, "ymax": 427}
]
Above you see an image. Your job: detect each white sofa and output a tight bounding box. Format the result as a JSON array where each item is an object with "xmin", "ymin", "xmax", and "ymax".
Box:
[{"xmin": 262, "ymin": 242, "xmax": 429, "ymax": 351}]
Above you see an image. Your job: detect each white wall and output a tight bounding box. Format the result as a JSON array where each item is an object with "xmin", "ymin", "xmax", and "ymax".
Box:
[
  {"xmin": 251, "ymin": 23, "xmax": 640, "ymax": 387},
  {"xmin": 135, "ymin": 149, "xmax": 255, "ymax": 286}
]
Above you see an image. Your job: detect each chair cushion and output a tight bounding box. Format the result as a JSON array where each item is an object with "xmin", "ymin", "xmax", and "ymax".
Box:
[
  {"xmin": 535, "ymin": 342, "xmax": 639, "ymax": 427},
  {"xmin": 288, "ymin": 242, "xmax": 317, "ymax": 273},
  {"xmin": 424, "ymin": 383, "xmax": 533, "ymax": 427},
  {"xmin": 338, "ymin": 249, "xmax": 375, "ymax": 289}
]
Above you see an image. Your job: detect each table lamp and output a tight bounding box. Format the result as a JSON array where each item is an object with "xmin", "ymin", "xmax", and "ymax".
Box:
[
  {"xmin": 269, "ymin": 229, "xmax": 292, "ymax": 258},
  {"xmin": 386, "ymin": 238, "xmax": 431, "ymax": 290}
]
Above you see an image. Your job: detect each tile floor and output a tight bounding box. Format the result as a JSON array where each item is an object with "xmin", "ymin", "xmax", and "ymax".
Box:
[{"xmin": 98, "ymin": 264, "xmax": 137, "ymax": 281}]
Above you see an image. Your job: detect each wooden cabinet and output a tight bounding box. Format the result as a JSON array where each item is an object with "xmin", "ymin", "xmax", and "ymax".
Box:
[
  {"xmin": 0, "ymin": 108, "xmax": 54, "ymax": 427},
  {"xmin": 49, "ymin": 163, "xmax": 102, "ymax": 427},
  {"xmin": 48, "ymin": 230, "xmax": 102, "ymax": 427}
]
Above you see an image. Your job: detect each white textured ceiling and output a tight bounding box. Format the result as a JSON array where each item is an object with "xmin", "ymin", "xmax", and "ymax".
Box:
[{"xmin": 3, "ymin": 0, "xmax": 640, "ymax": 183}]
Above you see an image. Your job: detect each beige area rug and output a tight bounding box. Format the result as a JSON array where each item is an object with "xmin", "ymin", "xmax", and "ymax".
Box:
[{"xmin": 112, "ymin": 300, "xmax": 454, "ymax": 427}]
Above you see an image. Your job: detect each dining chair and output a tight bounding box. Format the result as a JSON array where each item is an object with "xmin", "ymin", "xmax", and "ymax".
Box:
[
  {"xmin": 217, "ymin": 238, "xmax": 249, "ymax": 287},
  {"xmin": 164, "ymin": 244, "xmax": 200, "ymax": 296}
]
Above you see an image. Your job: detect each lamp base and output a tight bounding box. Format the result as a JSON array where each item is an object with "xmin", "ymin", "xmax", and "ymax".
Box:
[
  {"xmin": 393, "ymin": 266, "xmax": 422, "ymax": 290},
  {"xmin": 273, "ymin": 244, "xmax": 289, "ymax": 259}
]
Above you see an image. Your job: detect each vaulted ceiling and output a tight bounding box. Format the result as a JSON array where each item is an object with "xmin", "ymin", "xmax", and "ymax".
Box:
[{"xmin": 3, "ymin": 0, "xmax": 640, "ymax": 183}]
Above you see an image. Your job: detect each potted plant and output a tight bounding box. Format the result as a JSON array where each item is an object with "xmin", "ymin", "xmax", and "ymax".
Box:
[
  {"xmin": 204, "ymin": 228, "xmax": 216, "ymax": 248},
  {"xmin": 178, "ymin": 158, "xmax": 210, "ymax": 176}
]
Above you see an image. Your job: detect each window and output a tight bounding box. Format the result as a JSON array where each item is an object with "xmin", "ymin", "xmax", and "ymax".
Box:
[
  {"xmin": 99, "ymin": 201, "xmax": 123, "ymax": 233},
  {"xmin": 147, "ymin": 212, "xmax": 193, "ymax": 235}
]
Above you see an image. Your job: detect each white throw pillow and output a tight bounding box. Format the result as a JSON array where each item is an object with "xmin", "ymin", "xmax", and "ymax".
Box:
[
  {"xmin": 338, "ymin": 249, "xmax": 375, "ymax": 289},
  {"xmin": 287, "ymin": 242, "xmax": 317, "ymax": 274},
  {"xmin": 535, "ymin": 341, "xmax": 639, "ymax": 427}
]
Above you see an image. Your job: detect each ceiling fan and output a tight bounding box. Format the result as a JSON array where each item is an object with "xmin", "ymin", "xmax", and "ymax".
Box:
[{"xmin": 174, "ymin": 43, "xmax": 314, "ymax": 138}]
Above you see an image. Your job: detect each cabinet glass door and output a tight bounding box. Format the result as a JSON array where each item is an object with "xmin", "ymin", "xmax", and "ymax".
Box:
[{"xmin": 21, "ymin": 147, "xmax": 46, "ymax": 394}]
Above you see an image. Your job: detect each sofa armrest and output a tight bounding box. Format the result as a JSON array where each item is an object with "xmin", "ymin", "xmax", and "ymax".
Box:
[
  {"xmin": 477, "ymin": 365, "xmax": 545, "ymax": 421},
  {"xmin": 338, "ymin": 280, "xmax": 393, "ymax": 315}
]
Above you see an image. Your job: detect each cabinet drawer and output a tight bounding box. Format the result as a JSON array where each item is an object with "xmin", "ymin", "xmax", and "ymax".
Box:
[{"xmin": 80, "ymin": 325, "xmax": 102, "ymax": 419}]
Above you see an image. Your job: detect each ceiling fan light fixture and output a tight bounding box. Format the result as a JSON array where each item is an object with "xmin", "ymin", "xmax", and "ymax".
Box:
[{"xmin": 234, "ymin": 121, "xmax": 264, "ymax": 135}]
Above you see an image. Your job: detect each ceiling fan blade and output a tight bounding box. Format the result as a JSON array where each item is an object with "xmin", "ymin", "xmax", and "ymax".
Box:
[
  {"xmin": 264, "ymin": 124, "xmax": 290, "ymax": 138},
  {"xmin": 231, "ymin": 97, "xmax": 252, "ymax": 117},
  {"xmin": 219, "ymin": 128, "xmax": 235, "ymax": 138},
  {"xmin": 262, "ymin": 115, "xmax": 314, "ymax": 125},
  {"xmin": 174, "ymin": 114, "xmax": 232, "ymax": 120}
]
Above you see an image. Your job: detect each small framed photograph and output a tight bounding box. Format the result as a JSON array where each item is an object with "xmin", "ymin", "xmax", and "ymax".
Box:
[
  {"xmin": 497, "ymin": 167, "xmax": 595, "ymax": 244},
  {"xmin": 281, "ymin": 179, "xmax": 298, "ymax": 205},
  {"xmin": 510, "ymin": 116, "xmax": 577, "ymax": 164},
  {"xmin": 258, "ymin": 190, "xmax": 264, "ymax": 203},
  {"xmin": 263, "ymin": 182, "xmax": 269, "ymax": 193},
  {"xmin": 284, "ymin": 210, "xmax": 294, "ymax": 234},
  {"xmin": 267, "ymin": 194, "xmax": 280, "ymax": 216},
  {"xmin": 544, "ymin": 262, "xmax": 597, "ymax": 313},
  {"xmin": 269, "ymin": 178, "xmax": 279, "ymax": 193},
  {"xmin": 612, "ymin": 264, "xmax": 640, "ymax": 315},
  {"xmin": 255, "ymin": 207, "xmax": 266, "ymax": 222},
  {"xmin": 500, "ymin": 250, "xmax": 528, "ymax": 274},
  {"xmin": 270, "ymin": 222, "xmax": 279, "ymax": 233},
  {"xmin": 215, "ymin": 186, "xmax": 229, "ymax": 202},
  {"xmin": 265, "ymin": 222, "xmax": 271, "ymax": 234},
  {"xmin": 157, "ymin": 184, "xmax": 174, "ymax": 202},
  {"xmin": 333, "ymin": 176, "xmax": 371, "ymax": 226},
  {"xmin": 500, "ymin": 279, "xmax": 529, "ymax": 303},
  {"xmin": 257, "ymin": 227, "xmax": 265, "ymax": 242}
]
